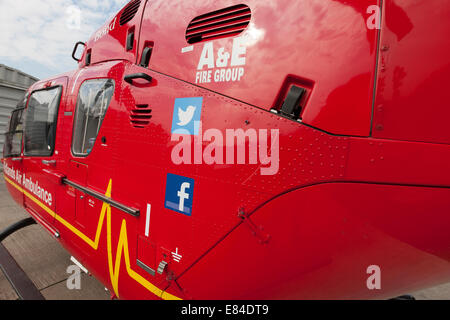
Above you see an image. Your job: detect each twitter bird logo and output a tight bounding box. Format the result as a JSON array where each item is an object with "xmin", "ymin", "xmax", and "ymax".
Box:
[
  {"xmin": 171, "ymin": 97, "xmax": 203, "ymax": 135},
  {"xmin": 177, "ymin": 105, "xmax": 196, "ymax": 126}
]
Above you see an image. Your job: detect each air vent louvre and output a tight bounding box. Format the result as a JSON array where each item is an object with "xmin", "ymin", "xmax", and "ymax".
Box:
[
  {"xmin": 186, "ymin": 4, "xmax": 251, "ymax": 44},
  {"xmin": 130, "ymin": 104, "xmax": 152, "ymax": 128},
  {"xmin": 120, "ymin": 0, "xmax": 141, "ymax": 26}
]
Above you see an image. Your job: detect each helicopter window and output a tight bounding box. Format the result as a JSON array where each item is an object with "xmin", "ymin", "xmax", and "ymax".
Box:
[
  {"xmin": 3, "ymin": 94, "xmax": 28, "ymax": 157},
  {"xmin": 24, "ymin": 87, "xmax": 62, "ymax": 157},
  {"xmin": 72, "ymin": 79, "xmax": 115, "ymax": 156}
]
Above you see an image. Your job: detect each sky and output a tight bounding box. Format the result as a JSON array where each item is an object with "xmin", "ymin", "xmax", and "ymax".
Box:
[{"xmin": 0, "ymin": 0, "xmax": 129, "ymax": 80}]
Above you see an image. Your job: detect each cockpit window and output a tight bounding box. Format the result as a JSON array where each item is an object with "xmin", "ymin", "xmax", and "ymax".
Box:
[
  {"xmin": 24, "ymin": 87, "xmax": 62, "ymax": 156},
  {"xmin": 72, "ymin": 79, "xmax": 115, "ymax": 156},
  {"xmin": 3, "ymin": 94, "xmax": 27, "ymax": 157}
]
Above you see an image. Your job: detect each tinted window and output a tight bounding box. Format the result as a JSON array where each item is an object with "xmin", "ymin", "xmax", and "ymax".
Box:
[
  {"xmin": 3, "ymin": 95, "xmax": 26, "ymax": 157},
  {"xmin": 72, "ymin": 79, "xmax": 114, "ymax": 156},
  {"xmin": 24, "ymin": 87, "xmax": 62, "ymax": 156}
]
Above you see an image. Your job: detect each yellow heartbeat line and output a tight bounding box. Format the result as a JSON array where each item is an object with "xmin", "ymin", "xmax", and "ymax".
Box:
[{"xmin": 4, "ymin": 175, "xmax": 181, "ymax": 300}]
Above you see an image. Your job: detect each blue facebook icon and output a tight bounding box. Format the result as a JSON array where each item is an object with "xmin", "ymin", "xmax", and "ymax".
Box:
[
  {"xmin": 171, "ymin": 97, "xmax": 203, "ymax": 135},
  {"xmin": 165, "ymin": 173, "xmax": 195, "ymax": 216}
]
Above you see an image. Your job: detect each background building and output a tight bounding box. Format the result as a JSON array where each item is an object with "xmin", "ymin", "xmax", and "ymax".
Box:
[{"xmin": 0, "ymin": 64, "xmax": 38, "ymax": 154}]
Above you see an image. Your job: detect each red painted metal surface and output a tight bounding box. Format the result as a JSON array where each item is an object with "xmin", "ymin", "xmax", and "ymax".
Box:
[
  {"xmin": 137, "ymin": 0, "xmax": 380, "ymax": 137},
  {"xmin": 2, "ymin": 0, "xmax": 450, "ymax": 300},
  {"xmin": 79, "ymin": 0, "xmax": 146, "ymax": 68},
  {"xmin": 372, "ymin": 0, "xmax": 450, "ymax": 144},
  {"xmin": 177, "ymin": 183, "xmax": 450, "ymax": 299}
]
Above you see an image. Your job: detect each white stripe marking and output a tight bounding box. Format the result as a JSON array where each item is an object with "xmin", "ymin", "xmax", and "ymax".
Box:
[
  {"xmin": 145, "ymin": 204, "xmax": 151, "ymax": 237},
  {"xmin": 71, "ymin": 69, "xmax": 84, "ymax": 94},
  {"xmin": 181, "ymin": 45, "xmax": 194, "ymax": 53}
]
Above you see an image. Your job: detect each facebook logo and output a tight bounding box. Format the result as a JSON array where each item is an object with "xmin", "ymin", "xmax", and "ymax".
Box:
[
  {"xmin": 165, "ymin": 173, "xmax": 195, "ymax": 216},
  {"xmin": 171, "ymin": 97, "xmax": 203, "ymax": 136}
]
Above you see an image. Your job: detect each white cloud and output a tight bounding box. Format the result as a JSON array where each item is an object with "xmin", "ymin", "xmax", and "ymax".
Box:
[{"xmin": 0, "ymin": 0, "xmax": 128, "ymax": 77}]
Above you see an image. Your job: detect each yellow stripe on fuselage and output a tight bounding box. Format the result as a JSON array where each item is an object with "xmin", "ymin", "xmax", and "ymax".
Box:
[{"xmin": 3, "ymin": 175, "xmax": 181, "ymax": 300}]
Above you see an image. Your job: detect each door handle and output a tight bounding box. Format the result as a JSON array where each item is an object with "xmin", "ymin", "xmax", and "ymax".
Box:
[
  {"xmin": 124, "ymin": 73, "xmax": 153, "ymax": 85},
  {"xmin": 140, "ymin": 47, "xmax": 153, "ymax": 68},
  {"xmin": 42, "ymin": 160, "xmax": 56, "ymax": 166},
  {"xmin": 12, "ymin": 158, "xmax": 23, "ymax": 162}
]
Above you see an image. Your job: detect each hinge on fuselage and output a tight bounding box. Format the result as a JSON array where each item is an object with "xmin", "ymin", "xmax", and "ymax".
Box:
[{"xmin": 238, "ymin": 208, "xmax": 271, "ymax": 245}]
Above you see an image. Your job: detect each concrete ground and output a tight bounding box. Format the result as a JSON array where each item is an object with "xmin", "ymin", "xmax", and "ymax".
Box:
[{"xmin": 0, "ymin": 177, "xmax": 448, "ymax": 300}]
